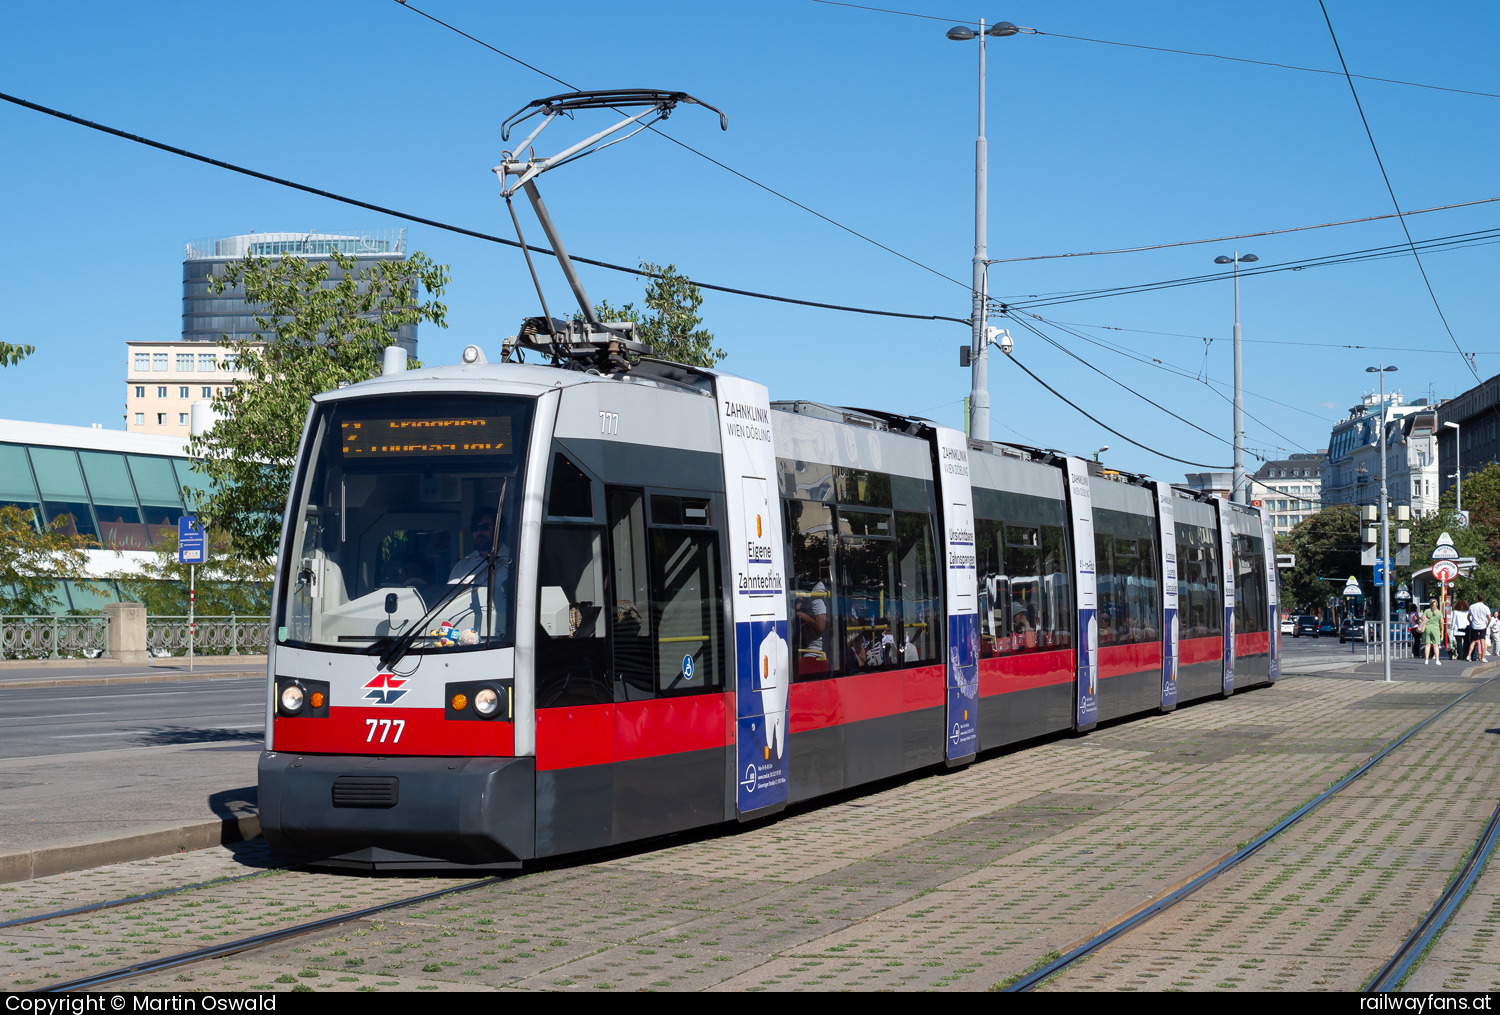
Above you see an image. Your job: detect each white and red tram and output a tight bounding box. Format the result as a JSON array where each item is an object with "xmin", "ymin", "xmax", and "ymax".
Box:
[{"xmin": 258, "ymin": 349, "xmax": 1278, "ymax": 869}]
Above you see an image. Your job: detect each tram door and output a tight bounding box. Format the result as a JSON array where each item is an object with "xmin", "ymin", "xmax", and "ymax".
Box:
[{"xmin": 605, "ymin": 486, "xmax": 728, "ymax": 842}]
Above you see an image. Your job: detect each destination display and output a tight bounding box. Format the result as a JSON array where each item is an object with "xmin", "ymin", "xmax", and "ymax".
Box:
[{"xmin": 341, "ymin": 417, "xmax": 514, "ymax": 458}]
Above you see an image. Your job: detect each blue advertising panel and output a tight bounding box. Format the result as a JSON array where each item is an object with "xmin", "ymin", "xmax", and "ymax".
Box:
[
  {"xmin": 735, "ymin": 618, "xmax": 790, "ymax": 811},
  {"xmin": 1065, "ymin": 458, "xmax": 1098, "ymax": 729},
  {"xmin": 934, "ymin": 427, "xmax": 979, "ymax": 761},
  {"xmin": 1262, "ymin": 507, "xmax": 1280, "ymax": 682},
  {"xmin": 177, "ymin": 515, "xmax": 205, "ymax": 564}
]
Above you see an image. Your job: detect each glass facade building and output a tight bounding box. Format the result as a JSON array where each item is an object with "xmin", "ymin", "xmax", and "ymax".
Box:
[
  {"xmin": 0, "ymin": 422, "xmax": 202, "ymax": 613},
  {"xmin": 181, "ymin": 230, "xmax": 417, "ymax": 356}
]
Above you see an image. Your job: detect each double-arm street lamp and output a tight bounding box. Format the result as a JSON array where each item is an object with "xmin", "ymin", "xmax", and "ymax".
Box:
[
  {"xmin": 948, "ymin": 18, "xmax": 1019, "ymax": 442},
  {"xmin": 1442, "ymin": 420, "xmax": 1462, "ymax": 515},
  {"xmin": 1214, "ymin": 252, "xmax": 1258, "ymax": 504}
]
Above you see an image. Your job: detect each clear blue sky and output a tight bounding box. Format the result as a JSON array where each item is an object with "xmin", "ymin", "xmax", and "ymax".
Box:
[{"xmin": 3, "ymin": 1, "xmax": 1498, "ymax": 483}]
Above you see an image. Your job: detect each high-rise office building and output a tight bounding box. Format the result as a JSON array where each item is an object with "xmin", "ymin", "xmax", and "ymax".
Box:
[{"xmin": 180, "ymin": 230, "xmax": 417, "ymax": 355}]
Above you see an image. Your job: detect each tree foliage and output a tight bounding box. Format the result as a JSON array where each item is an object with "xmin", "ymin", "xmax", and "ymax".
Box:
[
  {"xmin": 0, "ymin": 506, "xmax": 95, "ymax": 615},
  {"xmin": 1396, "ymin": 461, "xmax": 1500, "ymax": 606},
  {"xmin": 111, "ymin": 527, "xmax": 273, "ymax": 615},
  {"xmin": 186, "ymin": 250, "xmax": 449, "ymax": 559},
  {"xmin": 0, "ymin": 341, "xmax": 34, "ymax": 368},
  {"xmin": 597, "ymin": 261, "xmax": 724, "ymax": 368},
  {"xmin": 1277, "ymin": 503, "xmax": 1360, "ymax": 611}
]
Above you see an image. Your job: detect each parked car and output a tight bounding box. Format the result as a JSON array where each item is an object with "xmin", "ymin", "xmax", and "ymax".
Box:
[
  {"xmin": 1280, "ymin": 616, "xmax": 1295, "ymax": 635},
  {"xmin": 1294, "ymin": 615, "xmax": 1320, "ymax": 638},
  {"xmin": 1339, "ymin": 619, "xmax": 1365, "ymax": 643}
]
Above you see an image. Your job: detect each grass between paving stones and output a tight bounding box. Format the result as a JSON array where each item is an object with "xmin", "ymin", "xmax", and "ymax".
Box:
[{"xmin": 990, "ymin": 949, "xmax": 1062, "ymax": 990}]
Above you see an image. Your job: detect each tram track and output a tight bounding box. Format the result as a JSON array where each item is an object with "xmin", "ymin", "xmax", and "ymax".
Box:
[{"xmin": 1005, "ymin": 673, "xmax": 1500, "ymax": 992}]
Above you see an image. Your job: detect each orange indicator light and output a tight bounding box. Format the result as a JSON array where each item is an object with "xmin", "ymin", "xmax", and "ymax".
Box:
[
  {"xmin": 310, "ymin": 691, "xmax": 325, "ymax": 709},
  {"xmin": 452, "ymin": 693, "xmax": 469, "ymax": 711}
]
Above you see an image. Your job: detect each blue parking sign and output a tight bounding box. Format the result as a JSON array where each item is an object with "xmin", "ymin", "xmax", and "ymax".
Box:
[{"xmin": 178, "ymin": 516, "xmax": 205, "ymax": 564}]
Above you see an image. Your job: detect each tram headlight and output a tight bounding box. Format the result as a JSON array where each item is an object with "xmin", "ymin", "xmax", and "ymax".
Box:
[
  {"xmin": 474, "ymin": 688, "xmax": 499, "ymax": 717},
  {"xmin": 280, "ymin": 683, "xmax": 306, "ymax": 714}
]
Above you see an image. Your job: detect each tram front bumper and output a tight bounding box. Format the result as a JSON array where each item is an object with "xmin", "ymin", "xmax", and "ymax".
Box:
[{"xmin": 258, "ymin": 752, "xmax": 535, "ymax": 868}]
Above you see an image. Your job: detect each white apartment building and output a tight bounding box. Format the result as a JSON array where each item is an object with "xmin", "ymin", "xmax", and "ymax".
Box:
[
  {"xmin": 1248, "ymin": 452, "xmax": 1327, "ymax": 535},
  {"xmin": 124, "ymin": 341, "xmax": 256, "ymax": 437},
  {"xmin": 1320, "ymin": 391, "xmax": 1441, "ymax": 518}
]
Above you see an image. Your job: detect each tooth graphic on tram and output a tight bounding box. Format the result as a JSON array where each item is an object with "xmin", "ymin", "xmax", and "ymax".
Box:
[{"xmin": 254, "ymin": 89, "xmax": 1279, "ymax": 871}]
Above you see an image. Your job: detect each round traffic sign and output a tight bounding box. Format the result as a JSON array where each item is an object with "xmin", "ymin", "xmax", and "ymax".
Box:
[{"xmin": 1432, "ymin": 559, "xmax": 1459, "ymax": 583}]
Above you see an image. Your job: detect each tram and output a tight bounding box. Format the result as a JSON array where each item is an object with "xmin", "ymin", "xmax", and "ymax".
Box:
[{"xmin": 256, "ymin": 90, "xmax": 1278, "ymax": 868}]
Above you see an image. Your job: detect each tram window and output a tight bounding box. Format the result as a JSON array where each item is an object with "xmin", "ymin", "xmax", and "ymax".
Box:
[
  {"xmin": 977, "ymin": 517, "xmax": 1007, "ymax": 658},
  {"xmin": 788, "ymin": 500, "xmax": 835, "ymax": 681},
  {"xmin": 608, "ymin": 489, "xmax": 654, "ymax": 699},
  {"xmin": 840, "ymin": 508, "xmax": 892, "ymax": 537},
  {"xmin": 834, "ymin": 468, "xmax": 892, "ymax": 509},
  {"xmin": 895, "ymin": 511, "xmax": 939, "ymax": 663},
  {"xmin": 535, "ymin": 524, "xmax": 612, "ymax": 708},
  {"xmin": 650, "ymin": 495, "xmax": 712, "ymax": 527},
  {"xmin": 1095, "ymin": 531, "xmax": 1160, "ymax": 646},
  {"xmin": 547, "ymin": 453, "xmax": 594, "ymax": 519},
  {"xmin": 1008, "ymin": 525, "xmax": 1043, "ymax": 652},
  {"xmin": 1041, "ymin": 524, "xmax": 1073, "ymax": 650},
  {"xmin": 835, "ymin": 527, "xmax": 898, "ymax": 675},
  {"xmin": 1176, "ymin": 534, "xmax": 1223, "ymax": 638},
  {"xmin": 650, "ymin": 530, "xmax": 723, "ymax": 694}
]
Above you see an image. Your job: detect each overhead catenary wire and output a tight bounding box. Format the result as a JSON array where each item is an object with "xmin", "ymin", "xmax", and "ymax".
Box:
[
  {"xmin": 1044, "ymin": 318, "xmax": 1499, "ymax": 357},
  {"xmin": 0, "ymin": 89, "xmax": 968, "ymax": 328},
  {"xmin": 805, "ymin": 0, "xmax": 1500, "ymax": 101},
  {"xmin": 1316, "ymin": 0, "xmax": 1480, "ymax": 383},
  {"xmin": 393, "ymin": 0, "xmax": 973, "ymax": 294},
  {"xmin": 998, "ymin": 351, "xmax": 1232, "ymax": 470}
]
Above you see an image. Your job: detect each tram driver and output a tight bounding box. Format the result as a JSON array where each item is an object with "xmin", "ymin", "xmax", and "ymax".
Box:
[{"xmin": 449, "ymin": 509, "xmax": 503, "ymax": 584}]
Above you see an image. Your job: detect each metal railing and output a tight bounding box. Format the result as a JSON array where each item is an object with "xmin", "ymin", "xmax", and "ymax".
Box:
[
  {"xmin": 0, "ymin": 616, "xmax": 109, "ymax": 660},
  {"xmin": 1364, "ymin": 621, "xmax": 1413, "ymax": 664},
  {"xmin": 146, "ymin": 616, "xmax": 269, "ymax": 657}
]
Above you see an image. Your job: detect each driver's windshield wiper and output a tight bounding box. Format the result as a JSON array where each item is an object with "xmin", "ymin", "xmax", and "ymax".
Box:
[{"xmin": 374, "ymin": 551, "xmax": 503, "ymax": 671}]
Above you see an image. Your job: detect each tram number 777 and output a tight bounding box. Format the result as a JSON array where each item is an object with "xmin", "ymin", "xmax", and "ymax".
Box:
[{"xmin": 365, "ymin": 718, "xmax": 406, "ymax": 744}]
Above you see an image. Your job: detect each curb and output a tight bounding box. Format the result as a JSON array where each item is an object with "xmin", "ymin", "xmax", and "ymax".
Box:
[
  {"xmin": 0, "ymin": 814, "xmax": 262, "ymax": 885},
  {"xmin": 0, "ymin": 656, "xmax": 267, "ymax": 671},
  {"xmin": 0, "ymin": 669, "xmax": 264, "ymax": 691}
]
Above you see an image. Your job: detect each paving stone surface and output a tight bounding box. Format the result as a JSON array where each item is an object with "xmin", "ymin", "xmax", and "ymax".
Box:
[
  {"xmin": 3, "ymin": 674, "xmax": 1490, "ymax": 992},
  {"xmin": 1038, "ymin": 677, "xmax": 1500, "ymax": 992}
]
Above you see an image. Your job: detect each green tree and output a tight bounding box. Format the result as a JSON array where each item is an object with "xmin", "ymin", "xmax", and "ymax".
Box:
[
  {"xmin": 1277, "ymin": 504, "xmax": 1360, "ymax": 611},
  {"xmin": 111, "ymin": 528, "xmax": 274, "ymax": 615},
  {"xmin": 186, "ymin": 250, "xmax": 449, "ymax": 559},
  {"xmin": 1398, "ymin": 462, "xmax": 1500, "ymax": 606},
  {"xmin": 0, "ymin": 341, "xmax": 34, "ymax": 367},
  {"xmin": 597, "ymin": 261, "xmax": 724, "ymax": 367},
  {"xmin": 0, "ymin": 505, "xmax": 95, "ymax": 614}
]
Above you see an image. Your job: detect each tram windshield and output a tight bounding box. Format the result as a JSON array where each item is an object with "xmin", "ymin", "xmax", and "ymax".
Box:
[{"xmin": 276, "ymin": 393, "xmax": 535, "ymax": 655}]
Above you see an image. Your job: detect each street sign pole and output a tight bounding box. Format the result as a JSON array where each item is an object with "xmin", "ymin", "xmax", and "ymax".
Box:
[
  {"xmin": 177, "ymin": 516, "xmax": 205, "ymax": 673},
  {"xmin": 189, "ymin": 564, "xmax": 195, "ymax": 674}
]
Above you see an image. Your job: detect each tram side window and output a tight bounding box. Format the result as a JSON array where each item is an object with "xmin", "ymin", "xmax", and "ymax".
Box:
[
  {"xmin": 1095, "ymin": 531, "xmax": 1160, "ymax": 646},
  {"xmin": 977, "ymin": 517, "xmax": 1007, "ymax": 658},
  {"xmin": 1040, "ymin": 525, "xmax": 1073, "ymax": 650},
  {"xmin": 650, "ymin": 528, "xmax": 724, "ymax": 694},
  {"xmin": 1176, "ymin": 535, "xmax": 1223, "ymax": 638},
  {"xmin": 535, "ymin": 524, "xmax": 612, "ymax": 708},
  {"xmin": 608, "ymin": 489, "xmax": 654, "ymax": 699},
  {"xmin": 789, "ymin": 499, "xmax": 835, "ymax": 681},
  {"xmin": 1007, "ymin": 525, "xmax": 1044, "ymax": 652},
  {"xmin": 836, "ymin": 509, "xmax": 899, "ymax": 674},
  {"xmin": 895, "ymin": 511, "xmax": 939, "ymax": 664},
  {"xmin": 1234, "ymin": 535, "xmax": 1269, "ymax": 635},
  {"xmin": 548, "ymin": 453, "xmax": 594, "ymax": 519}
]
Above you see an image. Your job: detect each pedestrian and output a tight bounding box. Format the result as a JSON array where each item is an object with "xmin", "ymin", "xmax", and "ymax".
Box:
[
  {"xmin": 1453, "ymin": 600, "xmax": 1469, "ymax": 660},
  {"xmin": 1490, "ymin": 609, "xmax": 1500, "ymax": 660},
  {"xmin": 1408, "ymin": 605, "xmax": 1424, "ymax": 658},
  {"xmin": 1422, "ymin": 599, "xmax": 1444, "ymax": 665},
  {"xmin": 1470, "ymin": 595, "xmax": 1493, "ymax": 663}
]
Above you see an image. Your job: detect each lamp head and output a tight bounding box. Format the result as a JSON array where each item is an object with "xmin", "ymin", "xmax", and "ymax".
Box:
[
  {"xmin": 946, "ymin": 26, "xmax": 978, "ymax": 40},
  {"xmin": 1214, "ymin": 256, "xmax": 1233, "ymax": 265},
  {"xmin": 1241, "ymin": 253, "xmax": 1259, "ymax": 263},
  {"xmin": 988, "ymin": 21, "xmax": 1019, "ymax": 36}
]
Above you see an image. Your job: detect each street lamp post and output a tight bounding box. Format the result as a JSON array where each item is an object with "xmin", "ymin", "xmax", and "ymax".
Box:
[
  {"xmin": 1443, "ymin": 420, "xmax": 1462, "ymax": 515},
  {"xmin": 1368, "ymin": 364, "xmax": 1397, "ymax": 683},
  {"xmin": 948, "ymin": 18, "xmax": 1018, "ymax": 442},
  {"xmin": 1214, "ymin": 253, "xmax": 1258, "ymax": 504}
]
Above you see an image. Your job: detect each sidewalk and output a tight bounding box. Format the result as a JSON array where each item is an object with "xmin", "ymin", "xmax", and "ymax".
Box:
[{"xmin": 0, "ymin": 655, "xmax": 266, "ymax": 690}]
